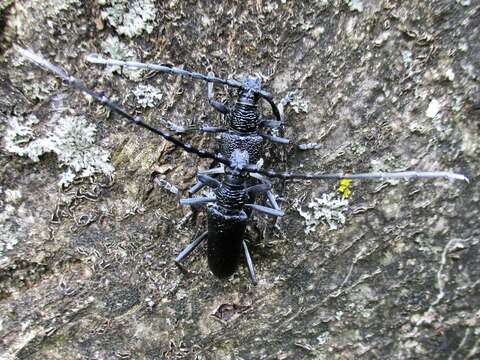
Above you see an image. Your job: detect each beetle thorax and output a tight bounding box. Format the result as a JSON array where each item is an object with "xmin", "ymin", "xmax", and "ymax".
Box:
[
  {"xmin": 214, "ymin": 175, "xmax": 248, "ymax": 212},
  {"xmin": 229, "ymin": 101, "xmax": 259, "ymax": 132},
  {"xmin": 228, "ymin": 75, "xmax": 262, "ymax": 133}
]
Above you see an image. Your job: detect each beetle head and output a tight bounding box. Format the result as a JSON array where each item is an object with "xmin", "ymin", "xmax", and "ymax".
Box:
[
  {"xmin": 243, "ymin": 74, "xmax": 262, "ymax": 90},
  {"xmin": 238, "ymin": 75, "xmax": 261, "ymax": 106}
]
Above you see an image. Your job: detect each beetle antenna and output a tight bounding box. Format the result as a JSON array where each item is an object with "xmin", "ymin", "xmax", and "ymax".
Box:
[
  {"xmin": 86, "ymin": 54, "xmax": 274, "ymax": 99},
  {"xmin": 245, "ymin": 166, "xmax": 469, "ymax": 183},
  {"xmin": 16, "ymin": 46, "xmax": 231, "ymax": 167},
  {"xmin": 261, "ymin": 94, "xmax": 284, "ymax": 124}
]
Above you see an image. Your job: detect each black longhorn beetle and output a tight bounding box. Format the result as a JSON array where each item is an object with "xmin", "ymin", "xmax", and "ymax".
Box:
[{"xmin": 16, "ymin": 47, "xmax": 468, "ymax": 285}]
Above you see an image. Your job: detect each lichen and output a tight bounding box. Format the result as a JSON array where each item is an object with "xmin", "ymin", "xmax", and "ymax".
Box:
[
  {"xmin": 3, "ymin": 114, "xmax": 114, "ymax": 187},
  {"xmin": 100, "ymin": 0, "xmax": 157, "ymax": 38},
  {"xmin": 0, "ymin": 187, "xmax": 26, "ymax": 255},
  {"xmin": 0, "ymin": 201, "xmax": 18, "ymax": 255},
  {"xmin": 338, "ymin": 179, "xmax": 353, "ymax": 199},
  {"xmin": 101, "ymin": 35, "xmax": 135, "ymax": 61},
  {"xmin": 346, "ymin": 0, "xmax": 364, "ymax": 12},
  {"xmin": 298, "ymin": 193, "xmax": 349, "ymax": 233},
  {"xmin": 100, "ymin": 36, "xmax": 145, "ymax": 80},
  {"xmin": 285, "ymin": 90, "xmax": 310, "ymax": 113},
  {"xmin": 426, "ymin": 98, "xmax": 441, "ymax": 119},
  {"xmin": 133, "ymin": 84, "xmax": 163, "ymax": 108},
  {"xmin": 50, "ymin": 0, "xmax": 81, "ymax": 15}
]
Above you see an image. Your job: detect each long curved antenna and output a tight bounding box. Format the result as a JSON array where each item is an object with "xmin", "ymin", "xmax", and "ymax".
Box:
[
  {"xmin": 16, "ymin": 46, "xmax": 231, "ymax": 168},
  {"xmin": 261, "ymin": 94, "xmax": 284, "ymax": 124},
  {"xmin": 245, "ymin": 166, "xmax": 469, "ymax": 182},
  {"xmin": 16, "ymin": 47, "xmax": 469, "ymax": 185},
  {"xmin": 86, "ymin": 54, "xmax": 274, "ymax": 99}
]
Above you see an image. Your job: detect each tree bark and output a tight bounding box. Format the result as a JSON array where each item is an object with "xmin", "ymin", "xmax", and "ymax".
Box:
[{"xmin": 1, "ymin": 1, "xmax": 478, "ymax": 359}]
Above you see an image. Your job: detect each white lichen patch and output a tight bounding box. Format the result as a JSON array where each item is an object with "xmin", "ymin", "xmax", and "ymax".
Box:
[
  {"xmin": 4, "ymin": 115, "xmax": 52, "ymax": 161},
  {"xmin": 426, "ymin": 98, "xmax": 441, "ymax": 119},
  {"xmin": 52, "ymin": 117, "xmax": 114, "ymax": 185},
  {"xmin": 298, "ymin": 193, "xmax": 349, "ymax": 234},
  {"xmin": 0, "ymin": 202, "xmax": 19, "ymax": 255},
  {"xmin": 133, "ymin": 84, "xmax": 163, "ymax": 108},
  {"xmin": 286, "ymin": 90, "xmax": 310, "ymax": 114},
  {"xmin": 3, "ymin": 114, "xmax": 114, "ymax": 187},
  {"xmin": 317, "ymin": 331, "xmax": 330, "ymax": 345},
  {"xmin": 100, "ymin": 36, "xmax": 144, "ymax": 81},
  {"xmin": 50, "ymin": 0, "xmax": 81, "ymax": 15},
  {"xmin": 445, "ymin": 68, "xmax": 455, "ymax": 81},
  {"xmin": 100, "ymin": 0, "xmax": 157, "ymax": 38},
  {"xmin": 401, "ymin": 50, "xmax": 413, "ymax": 66},
  {"xmin": 101, "ymin": 35, "xmax": 135, "ymax": 61},
  {"xmin": 4, "ymin": 189, "xmax": 22, "ymax": 204},
  {"xmin": 346, "ymin": 0, "xmax": 364, "ymax": 12}
]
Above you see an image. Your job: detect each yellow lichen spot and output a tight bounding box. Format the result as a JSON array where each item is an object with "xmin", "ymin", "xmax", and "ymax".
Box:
[{"xmin": 338, "ymin": 179, "xmax": 353, "ymax": 199}]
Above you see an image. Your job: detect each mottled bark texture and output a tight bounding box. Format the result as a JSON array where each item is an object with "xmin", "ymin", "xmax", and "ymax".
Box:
[{"xmin": 0, "ymin": 1, "xmax": 479, "ymax": 359}]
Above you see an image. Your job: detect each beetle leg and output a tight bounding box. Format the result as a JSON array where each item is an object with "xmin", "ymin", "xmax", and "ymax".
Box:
[
  {"xmin": 243, "ymin": 241, "xmax": 257, "ymax": 285},
  {"xmin": 259, "ymin": 119, "xmax": 282, "ymax": 129},
  {"xmin": 188, "ymin": 169, "xmax": 223, "ymax": 194},
  {"xmin": 179, "ymin": 196, "xmax": 216, "ymax": 206},
  {"xmin": 175, "ymin": 231, "xmax": 208, "ymax": 264},
  {"xmin": 260, "ymin": 133, "xmax": 290, "ymax": 144},
  {"xmin": 198, "ymin": 166, "xmax": 225, "ymax": 175},
  {"xmin": 188, "ymin": 181, "xmax": 204, "ymax": 195},
  {"xmin": 207, "ymin": 71, "xmax": 229, "ymax": 114},
  {"xmin": 266, "ymin": 191, "xmax": 281, "ymax": 211},
  {"xmin": 248, "ymin": 174, "xmax": 282, "ymax": 211},
  {"xmin": 245, "ymin": 183, "xmax": 271, "ymax": 194},
  {"xmin": 245, "ymin": 203, "xmax": 284, "ymax": 217},
  {"xmin": 197, "ymin": 174, "xmax": 221, "ymax": 188}
]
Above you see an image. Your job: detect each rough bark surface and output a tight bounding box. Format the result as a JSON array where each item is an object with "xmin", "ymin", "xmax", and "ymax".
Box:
[{"xmin": 0, "ymin": 1, "xmax": 479, "ymax": 359}]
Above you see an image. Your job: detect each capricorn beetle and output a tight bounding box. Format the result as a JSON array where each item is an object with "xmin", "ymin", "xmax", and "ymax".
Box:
[{"xmin": 17, "ymin": 47, "xmax": 468, "ymax": 285}]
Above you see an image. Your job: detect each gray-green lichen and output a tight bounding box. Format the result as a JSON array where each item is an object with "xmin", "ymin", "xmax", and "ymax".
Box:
[
  {"xmin": 99, "ymin": 0, "xmax": 157, "ymax": 38},
  {"xmin": 0, "ymin": 188, "xmax": 20, "ymax": 255},
  {"xmin": 4, "ymin": 113, "xmax": 114, "ymax": 187},
  {"xmin": 133, "ymin": 84, "xmax": 163, "ymax": 108},
  {"xmin": 298, "ymin": 192, "xmax": 349, "ymax": 233},
  {"xmin": 346, "ymin": 0, "xmax": 364, "ymax": 12},
  {"xmin": 1, "ymin": 0, "xmax": 478, "ymax": 358},
  {"xmin": 286, "ymin": 90, "xmax": 310, "ymax": 114},
  {"xmin": 100, "ymin": 36, "xmax": 145, "ymax": 80},
  {"xmin": 426, "ymin": 98, "xmax": 441, "ymax": 119},
  {"xmin": 50, "ymin": 0, "xmax": 81, "ymax": 15}
]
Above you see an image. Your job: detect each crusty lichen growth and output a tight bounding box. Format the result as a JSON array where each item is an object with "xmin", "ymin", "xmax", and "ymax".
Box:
[
  {"xmin": 100, "ymin": 36, "xmax": 145, "ymax": 80},
  {"xmin": 338, "ymin": 179, "xmax": 353, "ymax": 199},
  {"xmin": 49, "ymin": 0, "xmax": 81, "ymax": 15},
  {"xmin": 346, "ymin": 0, "xmax": 364, "ymax": 12},
  {"xmin": 133, "ymin": 84, "xmax": 163, "ymax": 108},
  {"xmin": 99, "ymin": 0, "xmax": 157, "ymax": 38},
  {"xmin": 1, "ymin": 0, "xmax": 478, "ymax": 358},
  {"xmin": 4, "ymin": 114, "xmax": 114, "ymax": 187},
  {"xmin": 0, "ymin": 187, "xmax": 20, "ymax": 255},
  {"xmin": 298, "ymin": 192, "xmax": 349, "ymax": 233},
  {"xmin": 285, "ymin": 90, "xmax": 310, "ymax": 114}
]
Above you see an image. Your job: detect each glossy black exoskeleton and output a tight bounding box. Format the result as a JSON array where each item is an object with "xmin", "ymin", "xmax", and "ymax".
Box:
[{"xmin": 18, "ymin": 47, "xmax": 468, "ymax": 285}]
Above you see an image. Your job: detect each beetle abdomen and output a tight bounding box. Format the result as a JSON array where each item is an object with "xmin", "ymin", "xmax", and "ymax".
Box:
[{"xmin": 207, "ymin": 206, "xmax": 248, "ymax": 278}]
